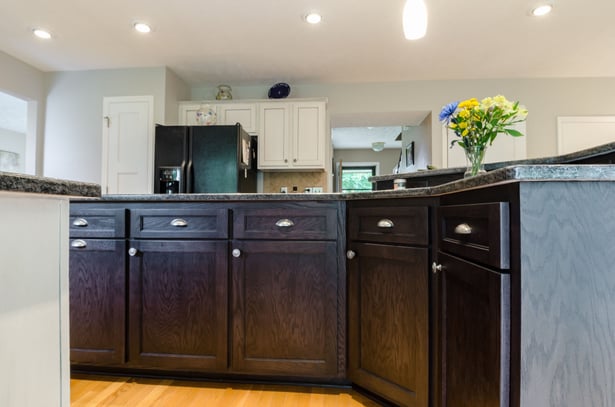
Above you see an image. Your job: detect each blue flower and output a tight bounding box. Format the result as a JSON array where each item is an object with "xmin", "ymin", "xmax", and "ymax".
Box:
[{"xmin": 439, "ymin": 102, "xmax": 458, "ymax": 123}]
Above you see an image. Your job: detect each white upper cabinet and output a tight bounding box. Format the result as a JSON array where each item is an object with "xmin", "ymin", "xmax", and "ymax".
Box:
[
  {"xmin": 178, "ymin": 102, "xmax": 257, "ymax": 133},
  {"xmin": 258, "ymin": 100, "xmax": 327, "ymax": 170}
]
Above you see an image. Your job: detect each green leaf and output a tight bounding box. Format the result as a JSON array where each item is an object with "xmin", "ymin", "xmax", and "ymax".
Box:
[{"xmin": 505, "ymin": 129, "xmax": 524, "ymax": 137}]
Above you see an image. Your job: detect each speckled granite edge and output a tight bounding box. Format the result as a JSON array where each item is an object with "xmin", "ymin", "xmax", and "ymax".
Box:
[
  {"xmin": 83, "ymin": 165, "xmax": 615, "ymax": 202},
  {"xmin": 370, "ymin": 141, "xmax": 615, "ymax": 183},
  {"xmin": 0, "ymin": 172, "xmax": 101, "ymax": 197}
]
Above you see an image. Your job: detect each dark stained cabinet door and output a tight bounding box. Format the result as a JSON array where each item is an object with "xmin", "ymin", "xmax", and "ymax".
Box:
[
  {"xmin": 347, "ymin": 242, "xmax": 429, "ymax": 407},
  {"xmin": 436, "ymin": 252, "xmax": 510, "ymax": 407},
  {"xmin": 230, "ymin": 240, "xmax": 339, "ymax": 378},
  {"xmin": 128, "ymin": 239, "xmax": 228, "ymax": 372},
  {"xmin": 69, "ymin": 238, "xmax": 126, "ymax": 365}
]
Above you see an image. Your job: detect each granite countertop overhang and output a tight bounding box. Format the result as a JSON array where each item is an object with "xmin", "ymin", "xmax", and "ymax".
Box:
[
  {"xmin": 0, "ymin": 172, "xmax": 101, "ymax": 197},
  {"xmin": 91, "ymin": 164, "xmax": 615, "ymax": 202},
  {"xmin": 370, "ymin": 141, "xmax": 615, "ymax": 183}
]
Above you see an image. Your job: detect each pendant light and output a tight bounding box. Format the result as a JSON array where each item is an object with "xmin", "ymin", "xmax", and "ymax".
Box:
[{"xmin": 403, "ymin": 0, "xmax": 428, "ymax": 40}]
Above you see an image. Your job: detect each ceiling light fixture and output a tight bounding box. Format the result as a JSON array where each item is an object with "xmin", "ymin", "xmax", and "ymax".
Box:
[
  {"xmin": 403, "ymin": 0, "xmax": 428, "ymax": 40},
  {"xmin": 32, "ymin": 28, "xmax": 52, "ymax": 39},
  {"xmin": 531, "ymin": 4, "xmax": 553, "ymax": 16},
  {"xmin": 305, "ymin": 12, "xmax": 322, "ymax": 24},
  {"xmin": 372, "ymin": 142, "xmax": 385, "ymax": 152},
  {"xmin": 133, "ymin": 22, "xmax": 152, "ymax": 33}
]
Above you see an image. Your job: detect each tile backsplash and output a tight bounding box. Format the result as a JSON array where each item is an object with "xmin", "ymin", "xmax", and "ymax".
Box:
[{"xmin": 263, "ymin": 172, "xmax": 328, "ymax": 193}]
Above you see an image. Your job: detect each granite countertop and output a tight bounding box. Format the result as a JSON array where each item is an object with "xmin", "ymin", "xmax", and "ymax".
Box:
[
  {"xmin": 370, "ymin": 141, "xmax": 615, "ymax": 183},
  {"xmin": 91, "ymin": 164, "xmax": 615, "ymax": 202},
  {"xmin": 0, "ymin": 172, "xmax": 101, "ymax": 197}
]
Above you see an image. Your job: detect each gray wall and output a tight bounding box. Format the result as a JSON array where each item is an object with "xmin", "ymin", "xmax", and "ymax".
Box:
[
  {"xmin": 0, "ymin": 51, "xmax": 45, "ymax": 175},
  {"xmin": 43, "ymin": 67, "xmax": 168, "ymax": 183}
]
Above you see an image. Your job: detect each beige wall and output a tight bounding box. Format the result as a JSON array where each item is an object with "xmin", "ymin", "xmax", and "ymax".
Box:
[{"xmin": 262, "ymin": 172, "xmax": 328, "ymax": 193}]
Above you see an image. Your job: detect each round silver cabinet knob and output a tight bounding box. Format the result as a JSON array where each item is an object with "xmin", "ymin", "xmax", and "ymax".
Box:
[
  {"xmin": 128, "ymin": 247, "xmax": 138, "ymax": 257},
  {"xmin": 346, "ymin": 250, "xmax": 356, "ymax": 260},
  {"xmin": 432, "ymin": 262, "xmax": 442, "ymax": 274},
  {"xmin": 232, "ymin": 249, "xmax": 241, "ymax": 258}
]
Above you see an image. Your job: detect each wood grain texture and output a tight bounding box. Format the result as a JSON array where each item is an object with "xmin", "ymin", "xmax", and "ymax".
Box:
[
  {"xmin": 69, "ymin": 239, "xmax": 126, "ymax": 365},
  {"xmin": 231, "ymin": 240, "xmax": 339, "ymax": 377},
  {"xmin": 129, "ymin": 240, "xmax": 228, "ymax": 371},
  {"xmin": 71, "ymin": 374, "xmax": 382, "ymax": 407},
  {"xmin": 347, "ymin": 243, "xmax": 429, "ymax": 407},
  {"xmin": 519, "ymin": 182, "xmax": 615, "ymax": 407}
]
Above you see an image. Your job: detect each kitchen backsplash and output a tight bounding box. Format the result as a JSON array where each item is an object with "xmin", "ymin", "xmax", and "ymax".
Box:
[{"xmin": 263, "ymin": 172, "xmax": 328, "ymax": 193}]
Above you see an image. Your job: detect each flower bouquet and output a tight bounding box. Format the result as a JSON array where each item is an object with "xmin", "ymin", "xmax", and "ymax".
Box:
[{"xmin": 439, "ymin": 95, "xmax": 528, "ymax": 177}]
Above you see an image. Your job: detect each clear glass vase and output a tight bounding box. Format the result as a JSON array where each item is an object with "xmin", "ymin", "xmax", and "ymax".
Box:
[{"xmin": 463, "ymin": 145, "xmax": 487, "ymax": 178}]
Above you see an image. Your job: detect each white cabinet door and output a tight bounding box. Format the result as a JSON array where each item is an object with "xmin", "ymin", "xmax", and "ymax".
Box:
[
  {"xmin": 218, "ymin": 103, "xmax": 258, "ymax": 134},
  {"xmin": 258, "ymin": 102, "xmax": 291, "ymax": 169},
  {"xmin": 178, "ymin": 103, "xmax": 202, "ymax": 125},
  {"xmin": 258, "ymin": 100, "xmax": 326, "ymax": 170},
  {"xmin": 293, "ymin": 101, "xmax": 326, "ymax": 168}
]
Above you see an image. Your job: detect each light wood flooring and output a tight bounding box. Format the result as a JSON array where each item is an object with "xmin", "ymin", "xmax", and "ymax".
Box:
[{"xmin": 71, "ymin": 374, "xmax": 384, "ymax": 407}]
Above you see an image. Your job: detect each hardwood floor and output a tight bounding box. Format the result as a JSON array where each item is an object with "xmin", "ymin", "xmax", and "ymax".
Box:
[{"xmin": 71, "ymin": 374, "xmax": 384, "ymax": 406}]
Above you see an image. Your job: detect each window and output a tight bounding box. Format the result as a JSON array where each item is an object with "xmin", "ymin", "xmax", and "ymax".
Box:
[{"xmin": 341, "ymin": 166, "xmax": 376, "ymax": 193}]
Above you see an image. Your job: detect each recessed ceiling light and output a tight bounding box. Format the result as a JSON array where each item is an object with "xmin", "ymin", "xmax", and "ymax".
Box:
[
  {"xmin": 531, "ymin": 4, "xmax": 553, "ymax": 16},
  {"xmin": 32, "ymin": 28, "xmax": 52, "ymax": 39},
  {"xmin": 304, "ymin": 13, "xmax": 322, "ymax": 24},
  {"xmin": 133, "ymin": 22, "xmax": 152, "ymax": 33}
]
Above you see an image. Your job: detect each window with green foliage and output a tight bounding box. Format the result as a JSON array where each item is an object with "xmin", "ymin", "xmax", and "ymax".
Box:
[{"xmin": 341, "ymin": 166, "xmax": 375, "ymax": 192}]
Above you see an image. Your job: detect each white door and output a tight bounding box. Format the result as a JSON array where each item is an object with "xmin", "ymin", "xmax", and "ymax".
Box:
[{"xmin": 102, "ymin": 96, "xmax": 154, "ymax": 194}]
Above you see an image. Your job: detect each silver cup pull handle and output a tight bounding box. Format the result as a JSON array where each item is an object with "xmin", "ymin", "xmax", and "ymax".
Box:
[
  {"xmin": 454, "ymin": 223, "xmax": 472, "ymax": 235},
  {"xmin": 275, "ymin": 219, "xmax": 295, "ymax": 228},
  {"xmin": 72, "ymin": 218, "xmax": 88, "ymax": 227},
  {"xmin": 70, "ymin": 239, "xmax": 87, "ymax": 249},
  {"xmin": 170, "ymin": 218, "xmax": 188, "ymax": 227},
  {"xmin": 377, "ymin": 219, "xmax": 394, "ymax": 228}
]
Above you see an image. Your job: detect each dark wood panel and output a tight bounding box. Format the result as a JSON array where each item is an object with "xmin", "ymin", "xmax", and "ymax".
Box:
[
  {"xmin": 233, "ymin": 207, "xmax": 337, "ymax": 240},
  {"xmin": 231, "ymin": 240, "xmax": 339, "ymax": 378},
  {"xmin": 439, "ymin": 202, "xmax": 510, "ymax": 269},
  {"xmin": 436, "ymin": 252, "xmax": 510, "ymax": 407},
  {"xmin": 69, "ymin": 207, "xmax": 127, "ymax": 238},
  {"xmin": 69, "ymin": 239, "xmax": 126, "ymax": 365},
  {"xmin": 130, "ymin": 208, "xmax": 229, "ymax": 239},
  {"xmin": 348, "ymin": 206, "xmax": 429, "ymax": 245},
  {"xmin": 348, "ymin": 243, "xmax": 429, "ymax": 407},
  {"xmin": 128, "ymin": 240, "xmax": 228, "ymax": 371}
]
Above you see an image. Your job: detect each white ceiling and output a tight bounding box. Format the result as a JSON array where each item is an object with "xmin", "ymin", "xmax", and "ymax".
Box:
[
  {"xmin": 333, "ymin": 126, "xmax": 403, "ymax": 150},
  {"xmin": 1, "ymin": 0, "xmax": 614, "ymax": 149}
]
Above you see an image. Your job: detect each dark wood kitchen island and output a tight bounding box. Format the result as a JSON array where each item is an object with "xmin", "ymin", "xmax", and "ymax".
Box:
[{"xmin": 69, "ymin": 165, "xmax": 615, "ymax": 407}]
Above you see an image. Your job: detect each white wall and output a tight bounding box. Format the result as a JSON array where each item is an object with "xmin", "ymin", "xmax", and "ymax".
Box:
[
  {"xmin": 0, "ymin": 51, "xmax": 45, "ymax": 175},
  {"xmin": 401, "ymin": 115, "xmax": 432, "ymax": 172},
  {"xmin": 193, "ymin": 78, "xmax": 615, "ymax": 167},
  {"xmin": 43, "ymin": 68, "xmax": 168, "ymax": 183},
  {"xmin": 0, "ymin": 129, "xmax": 26, "ymax": 173}
]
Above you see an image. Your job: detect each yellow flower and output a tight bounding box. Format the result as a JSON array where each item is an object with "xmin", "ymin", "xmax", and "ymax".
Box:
[
  {"xmin": 458, "ymin": 98, "xmax": 479, "ymax": 109},
  {"xmin": 458, "ymin": 122, "xmax": 468, "ymax": 129},
  {"xmin": 458, "ymin": 109, "xmax": 471, "ymax": 119}
]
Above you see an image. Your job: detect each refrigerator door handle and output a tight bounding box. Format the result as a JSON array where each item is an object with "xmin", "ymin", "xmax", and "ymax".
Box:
[{"xmin": 186, "ymin": 159, "xmax": 194, "ymax": 193}]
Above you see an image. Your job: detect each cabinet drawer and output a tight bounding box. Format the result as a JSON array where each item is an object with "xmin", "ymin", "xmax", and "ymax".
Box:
[
  {"xmin": 348, "ymin": 206, "xmax": 429, "ymax": 245},
  {"xmin": 233, "ymin": 207, "xmax": 337, "ymax": 240},
  {"xmin": 69, "ymin": 207, "xmax": 127, "ymax": 238},
  {"xmin": 131, "ymin": 208, "xmax": 229, "ymax": 239},
  {"xmin": 438, "ymin": 202, "xmax": 509, "ymax": 269}
]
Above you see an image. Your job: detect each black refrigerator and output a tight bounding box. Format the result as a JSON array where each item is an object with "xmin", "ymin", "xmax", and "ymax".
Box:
[{"xmin": 154, "ymin": 124, "xmax": 257, "ymax": 194}]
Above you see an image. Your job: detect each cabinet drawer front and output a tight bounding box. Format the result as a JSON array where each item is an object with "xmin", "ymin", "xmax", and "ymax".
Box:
[
  {"xmin": 69, "ymin": 207, "xmax": 127, "ymax": 238},
  {"xmin": 131, "ymin": 208, "xmax": 229, "ymax": 239},
  {"xmin": 348, "ymin": 206, "xmax": 429, "ymax": 245},
  {"xmin": 233, "ymin": 207, "xmax": 337, "ymax": 240},
  {"xmin": 438, "ymin": 202, "xmax": 509, "ymax": 269}
]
